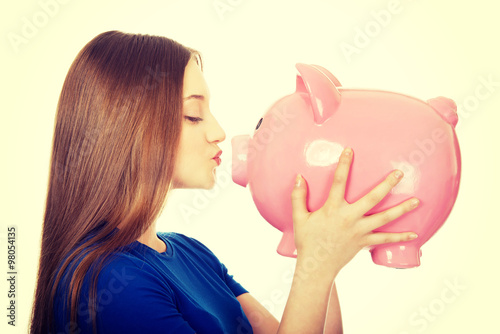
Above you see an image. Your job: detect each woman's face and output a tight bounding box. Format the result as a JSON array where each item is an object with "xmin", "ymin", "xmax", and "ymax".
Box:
[{"xmin": 171, "ymin": 58, "xmax": 226, "ymax": 189}]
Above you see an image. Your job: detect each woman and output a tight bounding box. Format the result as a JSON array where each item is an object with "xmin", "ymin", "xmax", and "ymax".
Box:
[{"xmin": 30, "ymin": 30, "xmax": 419, "ymax": 334}]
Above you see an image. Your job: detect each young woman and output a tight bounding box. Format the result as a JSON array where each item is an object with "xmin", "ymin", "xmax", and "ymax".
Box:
[{"xmin": 30, "ymin": 30, "xmax": 419, "ymax": 334}]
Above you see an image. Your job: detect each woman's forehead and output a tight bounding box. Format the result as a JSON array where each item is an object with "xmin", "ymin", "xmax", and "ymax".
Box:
[{"xmin": 183, "ymin": 59, "xmax": 210, "ymax": 101}]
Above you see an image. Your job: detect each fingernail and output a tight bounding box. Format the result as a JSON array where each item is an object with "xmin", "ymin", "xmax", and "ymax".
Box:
[
  {"xmin": 394, "ymin": 170, "xmax": 403, "ymax": 179},
  {"xmin": 344, "ymin": 147, "xmax": 352, "ymax": 156},
  {"xmin": 295, "ymin": 174, "xmax": 302, "ymax": 187},
  {"xmin": 409, "ymin": 233, "xmax": 418, "ymax": 240},
  {"xmin": 410, "ymin": 198, "xmax": 420, "ymax": 208}
]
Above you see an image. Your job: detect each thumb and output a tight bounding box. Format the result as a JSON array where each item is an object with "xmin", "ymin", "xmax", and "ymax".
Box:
[{"xmin": 291, "ymin": 174, "xmax": 308, "ymax": 222}]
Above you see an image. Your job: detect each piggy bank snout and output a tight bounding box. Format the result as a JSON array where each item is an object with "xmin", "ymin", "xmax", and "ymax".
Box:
[{"xmin": 231, "ymin": 135, "xmax": 250, "ymax": 187}]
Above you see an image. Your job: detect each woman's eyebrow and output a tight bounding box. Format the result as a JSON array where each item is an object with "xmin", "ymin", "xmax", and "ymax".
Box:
[{"xmin": 183, "ymin": 94, "xmax": 205, "ymax": 101}]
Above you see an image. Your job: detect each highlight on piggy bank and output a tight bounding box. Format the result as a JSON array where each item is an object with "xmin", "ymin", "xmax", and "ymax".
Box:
[{"xmin": 231, "ymin": 63, "xmax": 461, "ymax": 269}]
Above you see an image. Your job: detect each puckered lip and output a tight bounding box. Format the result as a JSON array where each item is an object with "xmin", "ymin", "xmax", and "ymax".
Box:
[{"xmin": 212, "ymin": 150, "xmax": 222, "ymax": 159}]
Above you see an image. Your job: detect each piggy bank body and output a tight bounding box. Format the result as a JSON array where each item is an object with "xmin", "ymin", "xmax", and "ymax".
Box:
[{"xmin": 231, "ymin": 64, "xmax": 461, "ymax": 268}]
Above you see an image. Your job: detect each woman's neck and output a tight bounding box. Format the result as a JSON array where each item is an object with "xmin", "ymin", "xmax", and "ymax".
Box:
[{"xmin": 136, "ymin": 222, "xmax": 167, "ymax": 253}]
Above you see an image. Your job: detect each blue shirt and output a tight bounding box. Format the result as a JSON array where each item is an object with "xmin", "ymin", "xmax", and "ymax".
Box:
[{"xmin": 54, "ymin": 232, "xmax": 253, "ymax": 333}]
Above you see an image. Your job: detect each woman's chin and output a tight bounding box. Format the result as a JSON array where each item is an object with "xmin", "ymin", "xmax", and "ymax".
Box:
[
  {"xmin": 192, "ymin": 174, "xmax": 217, "ymax": 190},
  {"xmin": 204, "ymin": 176, "xmax": 217, "ymax": 190},
  {"xmin": 170, "ymin": 179, "xmax": 215, "ymax": 190}
]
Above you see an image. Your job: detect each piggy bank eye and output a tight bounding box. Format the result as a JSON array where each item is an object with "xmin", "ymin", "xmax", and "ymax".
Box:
[{"xmin": 255, "ymin": 118, "xmax": 263, "ymax": 130}]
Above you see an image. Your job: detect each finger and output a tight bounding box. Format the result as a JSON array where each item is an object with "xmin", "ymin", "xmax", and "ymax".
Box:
[
  {"xmin": 361, "ymin": 198, "xmax": 420, "ymax": 232},
  {"xmin": 325, "ymin": 147, "xmax": 353, "ymax": 207},
  {"xmin": 353, "ymin": 170, "xmax": 404, "ymax": 214},
  {"xmin": 362, "ymin": 231, "xmax": 418, "ymax": 247},
  {"xmin": 291, "ymin": 174, "xmax": 309, "ymax": 224}
]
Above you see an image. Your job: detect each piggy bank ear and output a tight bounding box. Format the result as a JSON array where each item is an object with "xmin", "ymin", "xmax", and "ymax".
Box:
[
  {"xmin": 310, "ymin": 64, "xmax": 342, "ymax": 87},
  {"xmin": 427, "ymin": 96, "xmax": 458, "ymax": 127},
  {"xmin": 296, "ymin": 63, "xmax": 342, "ymax": 125}
]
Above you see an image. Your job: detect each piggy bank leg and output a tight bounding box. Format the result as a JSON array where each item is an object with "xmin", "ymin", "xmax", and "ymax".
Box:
[
  {"xmin": 277, "ymin": 230, "xmax": 298, "ymax": 258},
  {"xmin": 370, "ymin": 243, "xmax": 422, "ymax": 268}
]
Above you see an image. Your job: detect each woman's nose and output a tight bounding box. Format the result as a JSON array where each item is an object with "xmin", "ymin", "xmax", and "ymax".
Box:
[{"xmin": 207, "ymin": 113, "xmax": 226, "ymax": 143}]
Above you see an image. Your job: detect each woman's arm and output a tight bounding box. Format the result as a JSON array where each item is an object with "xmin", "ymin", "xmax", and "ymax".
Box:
[
  {"xmin": 237, "ymin": 281, "xmax": 341, "ymax": 334},
  {"xmin": 324, "ymin": 282, "xmax": 342, "ymax": 334},
  {"xmin": 237, "ymin": 293, "xmax": 280, "ymax": 334},
  {"xmin": 277, "ymin": 253, "xmax": 340, "ymax": 333}
]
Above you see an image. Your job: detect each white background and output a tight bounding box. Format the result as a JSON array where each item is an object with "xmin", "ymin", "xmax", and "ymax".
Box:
[{"xmin": 1, "ymin": 0, "xmax": 499, "ymax": 333}]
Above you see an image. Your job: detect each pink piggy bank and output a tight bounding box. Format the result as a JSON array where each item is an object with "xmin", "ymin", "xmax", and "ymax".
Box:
[{"xmin": 231, "ymin": 63, "xmax": 461, "ymax": 268}]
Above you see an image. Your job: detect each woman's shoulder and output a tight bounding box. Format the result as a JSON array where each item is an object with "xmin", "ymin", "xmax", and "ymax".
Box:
[
  {"xmin": 57, "ymin": 240, "xmax": 165, "ymax": 293},
  {"xmin": 159, "ymin": 231, "xmax": 216, "ymax": 256}
]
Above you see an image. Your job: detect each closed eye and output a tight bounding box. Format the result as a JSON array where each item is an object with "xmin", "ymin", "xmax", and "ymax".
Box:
[{"xmin": 185, "ymin": 116, "xmax": 203, "ymax": 124}]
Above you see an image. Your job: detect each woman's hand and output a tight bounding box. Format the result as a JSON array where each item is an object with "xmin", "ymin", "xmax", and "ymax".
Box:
[
  {"xmin": 279, "ymin": 147, "xmax": 418, "ymax": 334},
  {"xmin": 291, "ymin": 147, "xmax": 420, "ymax": 274}
]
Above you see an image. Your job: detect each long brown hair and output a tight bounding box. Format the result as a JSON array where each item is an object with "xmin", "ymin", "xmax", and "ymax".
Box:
[{"xmin": 30, "ymin": 30, "xmax": 202, "ymax": 333}]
